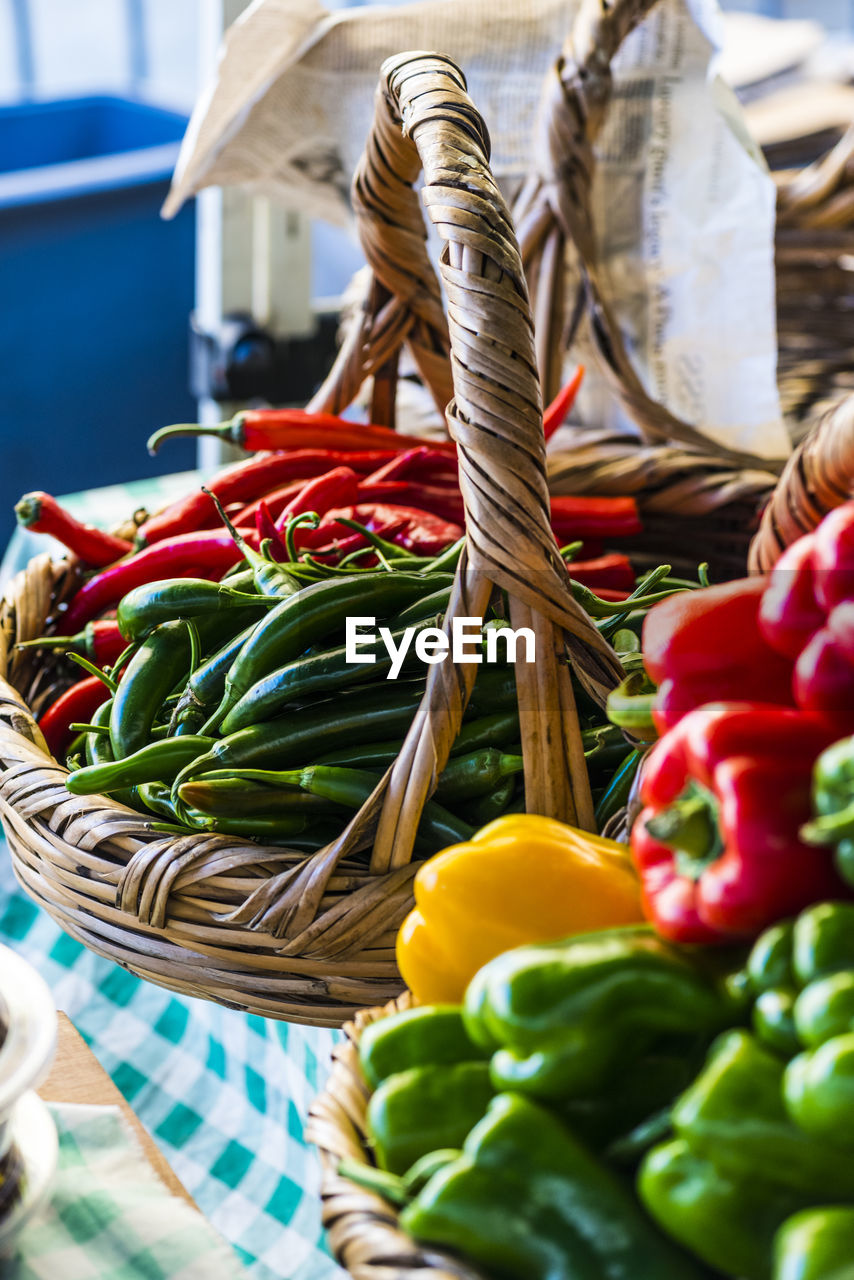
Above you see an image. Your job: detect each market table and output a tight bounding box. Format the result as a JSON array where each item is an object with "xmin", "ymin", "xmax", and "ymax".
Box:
[{"xmin": 0, "ymin": 472, "xmax": 345, "ymax": 1280}]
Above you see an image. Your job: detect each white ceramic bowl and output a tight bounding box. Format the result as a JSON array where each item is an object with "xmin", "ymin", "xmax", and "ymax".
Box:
[{"xmin": 0, "ymin": 944, "xmax": 58, "ymax": 1253}]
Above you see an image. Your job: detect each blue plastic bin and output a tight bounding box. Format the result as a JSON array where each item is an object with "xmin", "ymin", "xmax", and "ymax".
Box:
[{"xmin": 0, "ymin": 96, "xmax": 198, "ymax": 547}]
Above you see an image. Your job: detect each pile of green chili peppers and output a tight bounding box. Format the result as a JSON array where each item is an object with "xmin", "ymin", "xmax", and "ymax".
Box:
[
  {"xmin": 59, "ymin": 526, "xmax": 684, "ymax": 850},
  {"xmin": 353, "ymin": 914, "xmax": 854, "ymax": 1279}
]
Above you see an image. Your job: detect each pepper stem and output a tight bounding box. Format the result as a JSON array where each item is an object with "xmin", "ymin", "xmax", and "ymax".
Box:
[
  {"xmin": 645, "ymin": 782, "xmax": 724, "ymax": 879},
  {"xmin": 146, "ymin": 419, "xmax": 242, "ymax": 456},
  {"xmin": 801, "ymin": 803, "xmax": 854, "ymax": 846}
]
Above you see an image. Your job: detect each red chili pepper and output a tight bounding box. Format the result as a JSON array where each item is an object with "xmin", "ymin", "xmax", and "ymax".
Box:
[
  {"xmin": 16, "ymin": 618, "xmax": 126, "ymax": 669},
  {"xmin": 301, "ymin": 504, "xmax": 462, "ymax": 557},
  {"xmin": 594, "ymin": 587, "xmax": 632, "ymax": 602},
  {"xmin": 15, "ymin": 492, "xmax": 133, "ymax": 567},
  {"xmin": 276, "ymin": 466, "xmax": 360, "ymax": 526},
  {"xmin": 60, "ymin": 529, "xmax": 252, "ymax": 633},
  {"xmin": 542, "ymin": 365, "xmax": 585, "ymax": 441},
  {"xmin": 147, "ymin": 410, "xmax": 457, "ymax": 457},
  {"xmin": 255, "ymin": 501, "xmax": 290, "ymax": 562},
  {"xmin": 549, "ymin": 495, "xmax": 641, "ymax": 541},
  {"xmin": 356, "ymin": 480, "xmax": 466, "ymax": 525},
  {"xmin": 136, "ymin": 450, "xmax": 396, "ymax": 547},
  {"xmin": 631, "ymin": 701, "xmax": 844, "ymax": 944},
  {"xmin": 566, "ymin": 554, "xmax": 636, "ymax": 593},
  {"xmin": 38, "ymin": 675, "xmax": 110, "ymax": 758},
  {"xmin": 363, "ymin": 447, "xmax": 459, "ymax": 484},
  {"xmin": 233, "ymin": 476, "xmax": 325, "ymax": 528},
  {"xmin": 643, "ymin": 576, "xmax": 796, "ymax": 733}
]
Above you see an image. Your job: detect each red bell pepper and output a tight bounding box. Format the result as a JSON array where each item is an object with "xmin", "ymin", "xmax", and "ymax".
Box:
[
  {"xmin": 631, "ymin": 701, "xmax": 845, "ymax": 945},
  {"xmin": 759, "ymin": 502, "xmax": 854, "ymax": 730},
  {"xmin": 758, "ymin": 533, "xmax": 826, "ymax": 659},
  {"xmin": 643, "ymin": 576, "xmax": 796, "ymax": 733}
]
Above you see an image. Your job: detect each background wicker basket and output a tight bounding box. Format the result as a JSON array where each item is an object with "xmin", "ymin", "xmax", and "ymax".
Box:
[
  {"xmin": 309, "ymin": 0, "xmax": 854, "ymax": 581},
  {"xmin": 0, "ymin": 52, "xmax": 624, "ymax": 1028},
  {"xmin": 306, "ymin": 994, "xmax": 491, "ymax": 1280}
]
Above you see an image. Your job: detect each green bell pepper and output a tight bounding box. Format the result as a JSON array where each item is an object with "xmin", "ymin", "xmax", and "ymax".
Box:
[
  {"xmin": 401, "ymin": 1093, "xmax": 708, "ymax": 1280},
  {"xmin": 774, "ymin": 1207, "xmax": 854, "ymax": 1280},
  {"xmin": 784, "ymin": 1033, "xmax": 854, "ymax": 1146},
  {"xmin": 638, "ymin": 1137, "xmax": 810, "ymax": 1280},
  {"xmin": 366, "ymin": 1061, "xmax": 494, "ymax": 1175},
  {"xmin": 672, "ymin": 1029, "xmax": 854, "ymax": 1199},
  {"xmin": 802, "ymin": 737, "xmax": 854, "ymax": 890},
  {"xmin": 557, "ymin": 1048, "xmax": 698, "ymax": 1160},
  {"xmin": 742, "ymin": 904, "xmax": 854, "ymax": 1059},
  {"xmin": 463, "ymin": 926, "xmax": 736, "ymax": 1101},
  {"xmin": 358, "ymin": 1004, "xmax": 485, "ymax": 1089}
]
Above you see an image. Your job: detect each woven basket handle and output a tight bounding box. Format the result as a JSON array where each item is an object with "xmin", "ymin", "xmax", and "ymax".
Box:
[
  {"xmin": 515, "ymin": 0, "xmax": 785, "ymax": 473},
  {"xmin": 306, "ymin": 64, "xmax": 454, "ymax": 427},
  {"xmin": 227, "ymin": 52, "xmax": 625, "ymax": 943}
]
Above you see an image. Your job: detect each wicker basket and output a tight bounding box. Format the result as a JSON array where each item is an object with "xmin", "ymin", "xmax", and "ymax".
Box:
[
  {"xmin": 307, "ymin": 995, "xmax": 491, "ymax": 1280},
  {"xmin": 309, "ymin": 0, "xmax": 854, "ymax": 581},
  {"xmin": 0, "ymin": 52, "xmax": 624, "ymax": 1029},
  {"xmin": 521, "ymin": 0, "xmax": 854, "ymax": 577}
]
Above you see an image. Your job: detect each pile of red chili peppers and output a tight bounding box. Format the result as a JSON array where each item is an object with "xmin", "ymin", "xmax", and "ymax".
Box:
[{"xmin": 630, "ymin": 501, "xmax": 854, "ymax": 946}]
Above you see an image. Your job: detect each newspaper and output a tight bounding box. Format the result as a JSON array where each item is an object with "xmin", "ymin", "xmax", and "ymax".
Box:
[{"xmin": 165, "ymin": 0, "xmax": 790, "ymax": 460}]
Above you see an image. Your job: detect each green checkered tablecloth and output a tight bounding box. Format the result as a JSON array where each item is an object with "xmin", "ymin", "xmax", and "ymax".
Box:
[
  {"xmin": 15, "ymin": 1104, "xmax": 249, "ymax": 1279},
  {"xmin": 0, "ymin": 473, "xmax": 347, "ymax": 1280}
]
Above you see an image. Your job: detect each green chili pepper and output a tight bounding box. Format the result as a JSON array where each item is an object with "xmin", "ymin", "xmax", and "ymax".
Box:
[
  {"xmin": 311, "ymin": 711, "xmax": 522, "ymax": 772},
  {"xmin": 133, "ymin": 781, "xmax": 189, "ymax": 824},
  {"xmin": 116, "ymin": 577, "xmax": 271, "ymax": 641},
  {"xmin": 84, "ymin": 697, "xmax": 136, "ymax": 808},
  {"xmin": 432, "ymin": 748, "xmax": 524, "ymax": 803},
  {"xmin": 109, "ymin": 620, "xmax": 197, "ymax": 760},
  {"xmin": 170, "ymin": 617, "xmax": 263, "ymax": 737},
  {"xmin": 606, "ymin": 671, "xmax": 659, "ymax": 739},
  {"xmin": 204, "ymin": 572, "xmax": 454, "ymax": 733},
  {"xmin": 391, "ymin": 586, "xmax": 453, "ymax": 627},
  {"xmin": 459, "ymin": 775, "xmax": 517, "ymax": 826},
  {"xmin": 177, "ymin": 777, "xmax": 333, "ymax": 818},
  {"xmin": 193, "ymin": 765, "xmax": 474, "ymax": 850},
  {"xmin": 66, "ymin": 735, "xmax": 216, "ymax": 794},
  {"xmin": 176, "ymin": 681, "xmax": 427, "ymax": 787},
  {"xmin": 594, "ymin": 748, "xmax": 643, "ymax": 830},
  {"xmin": 220, "ymin": 619, "xmax": 436, "ymax": 734}
]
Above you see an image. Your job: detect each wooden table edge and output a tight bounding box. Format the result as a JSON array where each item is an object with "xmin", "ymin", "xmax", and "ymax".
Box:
[{"xmin": 38, "ymin": 1011, "xmax": 197, "ymax": 1208}]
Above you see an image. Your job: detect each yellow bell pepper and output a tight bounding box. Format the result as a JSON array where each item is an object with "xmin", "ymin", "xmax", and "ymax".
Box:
[{"xmin": 396, "ymin": 813, "xmax": 644, "ymax": 1005}]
